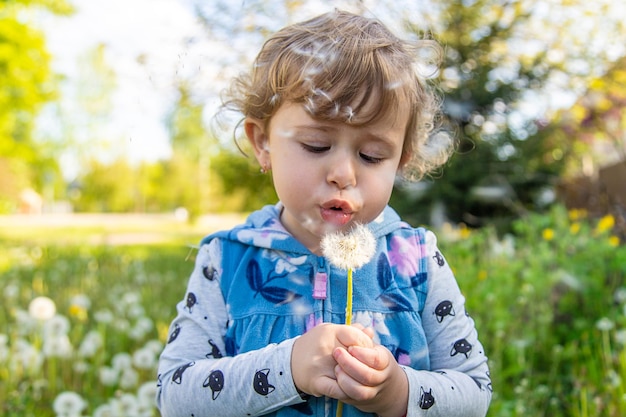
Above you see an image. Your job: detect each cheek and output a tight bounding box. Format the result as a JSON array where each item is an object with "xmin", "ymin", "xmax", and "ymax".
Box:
[{"xmin": 271, "ymin": 161, "xmax": 311, "ymax": 200}]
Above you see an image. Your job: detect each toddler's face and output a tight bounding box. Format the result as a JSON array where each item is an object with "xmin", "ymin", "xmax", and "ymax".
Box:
[{"xmin": 250, "ymin": 101, "xmax": 408, "ymax": 254}]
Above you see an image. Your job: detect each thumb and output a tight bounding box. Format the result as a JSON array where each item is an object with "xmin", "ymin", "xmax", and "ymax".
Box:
[{"xmin": 316, "ymin": 375, "xmax": 348, "ymax": 401}]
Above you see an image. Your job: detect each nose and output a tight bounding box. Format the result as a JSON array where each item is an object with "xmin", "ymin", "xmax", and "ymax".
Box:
[{"xmin": 326, "ymin": 154, "xmax": 357, "ymax": 189}]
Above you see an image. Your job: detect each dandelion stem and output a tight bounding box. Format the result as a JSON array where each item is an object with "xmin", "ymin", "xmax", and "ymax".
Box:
[
  {"xmin": 346, "ymin": 268, "xmax": 353, "ymax": 325},
  {"xmin": 336, "ymin": 268, "xmax": 354, "ymax": 417}
]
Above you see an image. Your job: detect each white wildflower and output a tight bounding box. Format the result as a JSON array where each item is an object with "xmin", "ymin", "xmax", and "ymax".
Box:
[
  {"xmin": 143, "ymin": 339, "xmax": 164, "ymax": 355},
  {"xmin": 12, "ymin": 339, "xmax": 43, "ymax": 374},
  {"xmin": 0, "ymin": 334, "xmax": 9, "ymax": 362},
  {"xmin": 78, "ymin": 330, "xmax": 103, "ymax": 358},
  {"xmin": 129, "ymin": 316, "xmax": 154, "ymax": 340},
  {"xmin": 93, "ymin": 404, "xmax": 114, "ymax": 417},
  {"xmin": 615, "ymin": 329, "xmax": 626, "ymax": 346},
  {"xmin": 137, "ymin": 381, "xmax": 158, "ymax": 408},
  {"xmin": 43, "ymin": 315, "xmax": 70, "ymax": 337},
  {"xmin": 119, "ymin": 367, "xmax": 139, "ymax": 390},
  {"xmin": 112, "ymin": 393, "xmax": 140, "ymax": 415},
  {"xmin": 73, "ymin": 361, "xmax": 89, "ymax": 374},
  {"xmin": 596, "ymin": 317, "xmax": 615, "ymax": 332},
  {"xmin": 99, "ymin": 366, "xmax": 119, "ymax": 386},
  {"xmin": 615, "ymin": 287, "xmax": 626, "ymax": 304},
  {"xmin": 43, "ymin": 334, "xmax": 73, "ymax": 358},
  {"xmin": 132, "ymin": 347, "xmax": 157, "ymax": 370},
  {"xmin": 52, "ymin": 391, "xmax": 86, "ymax": 417},
  {"xmin": 15, "ymin": 309, "xmax": 37, "ymax": 335},
  {"xmin": 94, "ymin": 309, "xmax": 114, "ymax": 324},
  {"xmin": 3, "ymin": 283, "xmax": 19, "ymax": 300},
  {"xmin": 69, "ymin": 293, "xmax": 91, "ymax": 310},
  {"xmin": 112, "ymin": 352, "xmax": 133, "ymax": 371},
  {"xmin": 28, "ymin": 296, "xmax": 56, "ymax": 321},
  {"xmin": 321, "ymin": 224, "xmax": 376, "ymax": 270}
]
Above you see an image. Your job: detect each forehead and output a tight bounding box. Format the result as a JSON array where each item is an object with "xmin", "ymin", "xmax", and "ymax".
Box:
[{"xmin": 271, "ymin": 100, "xmax": 409, "ymax": 145}]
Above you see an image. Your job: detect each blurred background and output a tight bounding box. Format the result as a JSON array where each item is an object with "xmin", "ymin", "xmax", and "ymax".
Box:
[{"xmin": 1, "ymin": 0, "xmax": 626, "ymax": 416}]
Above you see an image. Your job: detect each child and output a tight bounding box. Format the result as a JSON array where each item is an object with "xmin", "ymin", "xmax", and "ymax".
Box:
[{"xmin": 157, "ymin": 9, "xmax": 491, "ymax": 417}]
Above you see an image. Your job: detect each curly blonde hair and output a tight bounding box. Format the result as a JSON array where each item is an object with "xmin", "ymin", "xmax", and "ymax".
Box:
[{"xmin": 221, "ymin": 10, "xmax": 454, "ymax": 180}]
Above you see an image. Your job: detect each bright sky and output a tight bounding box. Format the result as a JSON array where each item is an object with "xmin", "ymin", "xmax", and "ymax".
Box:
[
  {"xmin": 37, "ymin": 0, "xmax": 209, "ymax": 178},
  {"xmin": 36, "ymin": 0, "xmax": 378, "ymax": 179}
]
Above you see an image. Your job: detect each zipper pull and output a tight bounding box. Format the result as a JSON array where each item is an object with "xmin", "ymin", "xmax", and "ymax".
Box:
[{"xmin": 313, "ymin": 257, "xmax": 327, "ymax": 300}]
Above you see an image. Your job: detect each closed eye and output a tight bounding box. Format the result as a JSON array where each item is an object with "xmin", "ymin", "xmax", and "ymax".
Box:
[
  {"xmin": 360, "ymin": 153, "xmax": 384, "ymax": 164},
  {"xmin": 301, "ymin": 143, "xmax": 330, "ymax": 154}
]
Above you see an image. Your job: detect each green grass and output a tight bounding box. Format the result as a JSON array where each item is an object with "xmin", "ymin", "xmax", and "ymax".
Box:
[{"xmin": 0, "ymin": 207, "xmax": 625, "ymax": 416}]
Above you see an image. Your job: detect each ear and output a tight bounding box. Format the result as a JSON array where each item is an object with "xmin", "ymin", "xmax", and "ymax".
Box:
[{"xmin": 244, "ymin": 117, "xmax": 270, "ymax": 169}]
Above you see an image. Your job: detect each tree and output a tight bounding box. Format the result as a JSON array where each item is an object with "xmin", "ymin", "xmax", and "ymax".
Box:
[
  {"xmin": 0, "ymin": 0, "xmax": 73, "ymax": 212},
  {"xmin": 391, "ymin": 0, "xmax": 626, "ymax": 229},
  {"xmin": 556, "ymin": 56, "xmax": 626, "ymax": 174}
]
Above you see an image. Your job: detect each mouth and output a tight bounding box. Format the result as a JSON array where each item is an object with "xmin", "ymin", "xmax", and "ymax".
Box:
[{"xmin": 320, "ymin": 200, "xmax": 354, "ymax": 226}]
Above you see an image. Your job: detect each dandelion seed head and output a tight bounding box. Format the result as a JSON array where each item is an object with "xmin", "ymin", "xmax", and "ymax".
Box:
[
  {"xmin": 596, "ymin": 317, "xmax": 615, "ymax": 332},
  {"xmin": 43, "ymin": 334, "xmax": 73, "ymax": 358},
  {"xmin": 69, "ymin": 294, "xmax": 91, "ymax": 310},
  {"xmin": 28, "ymin": 296, "xmax": 56, "ymax": 321},
  {"xmin": 99, "ymin": 366, "xmax": 119, "ymax": 386},
  {"xmin": 119, "ymin": 367, "xmax": 139, "ymax": 390},
  {"xmin": 52, "ymin": 391, "xmax": 86, "ymax": 416},
  {"xmin": 94, "ymin": 309, "xmax": 114, "ymax": 324},
  {"xmin": 112, "ymin": 352, "xmax": 133, "ymax": 371},
  {"xmin": 132, "ymin": 347, "xmax": 157, "ymax": 370},
  {"xmin": 616, "ymin": 329, "xmax": 626, "ymax": 346},
  {"xmin": 43, "ymin": 315, "xmax": 70, "ymax": 336},
  {"xmin": 137, "ymin": 381, "xmax": 158, "ymax": 406},
  {"xmin": 78, "ymin": 330, "xmax": 103, "ymax": 358},
  {"xmin": 321, "ymin": 224, "xmax": 376, "ymax": 270}
]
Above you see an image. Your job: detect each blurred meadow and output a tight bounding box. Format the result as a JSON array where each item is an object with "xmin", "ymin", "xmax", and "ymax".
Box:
[
  {"xmin": 2, "ymin": 208, "xmax": 625, "ymax": 416},
  {"xmin": 2, "ymin": 0, "xmax": 626, "ymax": 416}
]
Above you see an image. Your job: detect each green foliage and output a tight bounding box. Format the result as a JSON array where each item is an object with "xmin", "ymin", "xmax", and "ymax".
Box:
[
  {"xmin": 209, "ymin": 148, "xmax": 277, "ymax": 211},
  {"xmin": 444, "ymin": 205, "xmax": 625, "ymax": 416},
  {"xmin": 392, "ymin": 0, "xmax": 567, "ymax": 229},
  {"xmin": 71, "ymin": 158, "xmax": 139, "ymax": 212},
  {"xmin": 0, "ymin": 242, "xmax": 189, "ymax": 417},
  {"xmin": 0, "ymin": 0, "xmax": 73, "ymax": 212}
]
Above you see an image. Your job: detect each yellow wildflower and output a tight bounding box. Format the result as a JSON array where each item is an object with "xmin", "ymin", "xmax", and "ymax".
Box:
[
  {"xmin": 568, "ymin": 209, "xmax": 587, "ymax": 221},
  {"xmin": 569, "ymin": 223, "xmax": 580, "ymax": 235},
  {"xmin": 478, "ymin": 270, "xmax": 488, "ymax": 281},
  {"xmin": 609, "ymin": 236, "xmax": 620, "ymax": 247},
  {"xmin": 459, "ymin": 224, "xmax": 471, "ymax": 240},
  {"xmin": 596, "ymin": 214, "xmax": 615, "ymax": 234},
  {"xmin": 542, "ymin": 228, "xmax": 555, "ymax": 241},
  {"xmin": 68, "ymin": 304, "xmax": 88, "ymax": 322}
]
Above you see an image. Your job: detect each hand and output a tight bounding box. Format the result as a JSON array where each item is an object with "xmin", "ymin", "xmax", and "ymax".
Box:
[
  {"xmin": 333, "ymin": 342, "xmax": 409, "ymax": 417},
  {"xmin": 291, "ymin": 323, "xmax": 374, "ymax": 398}
]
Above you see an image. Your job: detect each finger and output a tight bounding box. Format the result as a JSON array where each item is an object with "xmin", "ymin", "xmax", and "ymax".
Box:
[
  {"xmin": 348, "ymin": 345, "xmax": 390, "ymax": 371},
  {"xmin": 334, "ymin": 347, "xmax": 384, "ymax": 387},
  {"xmin": 314, "ymin": 374, "xmax": 349, "ymax": 401},
  {"xmin": 334, "ymin": 361, "xmax": 378, "ymax": 402},
  {"xmin": 351, "ymin": 323, "xmax": 375, "ymax": 339},
  {"xmin": 336, "ymin": 325, "xmax": 375, "ymax": 349}
]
